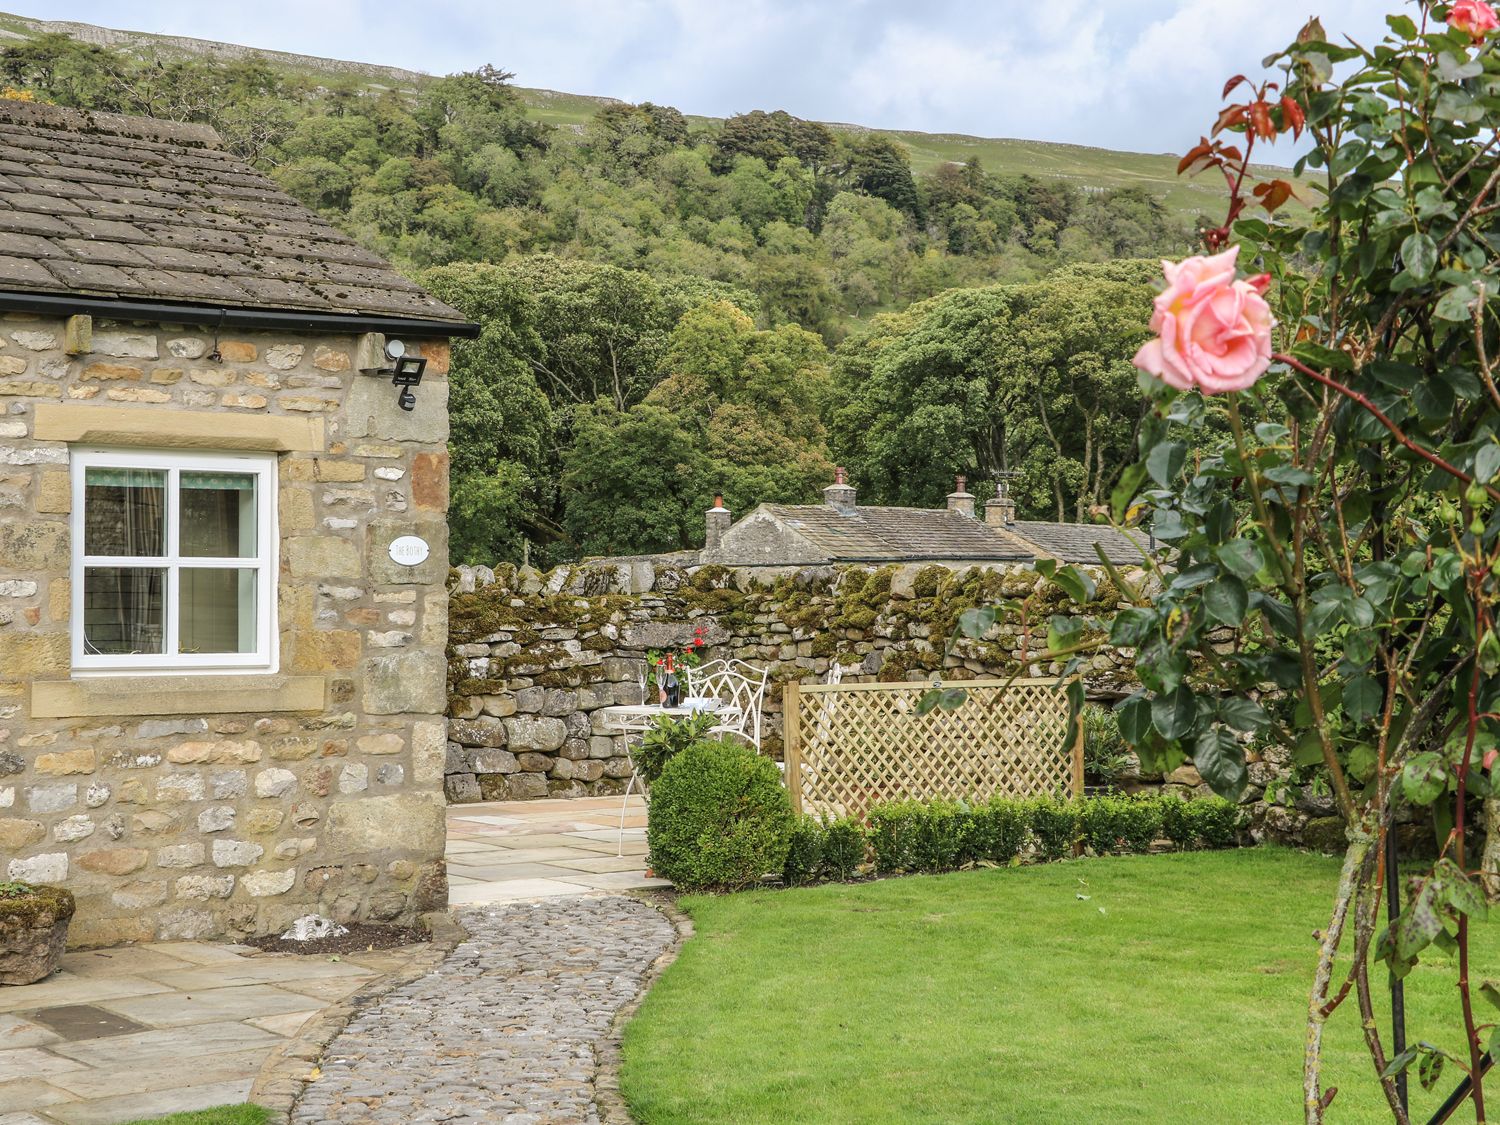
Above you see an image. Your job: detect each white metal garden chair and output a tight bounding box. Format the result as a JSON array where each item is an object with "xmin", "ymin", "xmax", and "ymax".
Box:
[{"xmin": 684, "ymin": 658, "xmax": 768, "ymax": 751}]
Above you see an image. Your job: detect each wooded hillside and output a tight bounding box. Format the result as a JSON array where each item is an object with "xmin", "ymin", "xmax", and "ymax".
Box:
[{"xmin": 0, "ymin": 31, "xmax": 1184, "ymax": 564}]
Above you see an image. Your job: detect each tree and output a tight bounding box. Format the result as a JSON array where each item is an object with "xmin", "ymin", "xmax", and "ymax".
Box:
[
  {"xmin": 496, "ymin": 255, "xmax": 738, "ymax": 411},
  {"xmin": 1000, "ymin": 261, "xmax": 1159, "ymax": 520},
  {"xmin": 587, "ymin": 101, "xmax": 687, "ymax": 178},
  {"xmin": 413, "ymin": 65, "xmax": 546, "ymax": 160},
  {"xmin": 420, "ymin": 263, "xmax": 553, "ymax": 562},
  {"xmin": 709, "ymin": 109, "xmax": 836, "ymax": 175},
  {"xmin": 561, "ymin": 401, "xmax": 708, "ymax": 556},
  {"xmin": 563, "ymin": 302, "xmax": 834, "ymax": 554},
  {"xmin": 846, "ymin": 135, "xmax": 922, "ymax": 220},
  {"xmin": 827, "ymin": 265, "xmax": 1155, "ymax": 515}
]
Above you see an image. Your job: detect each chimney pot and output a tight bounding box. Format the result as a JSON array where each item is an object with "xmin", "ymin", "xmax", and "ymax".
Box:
[
  {"xmin": 946, "ymin": 474, "xmax": 975, "ymax": 519},
  {"xmin": 823, "ymin": 467, "xmax": 857, "ymax": 513},
  {"xmin": 705, "ymin": 493, "xmax": 731, "ymax": 552},
  {"xmin": 986, "ymin": 479, "xmax": 1016, "ymax": 527}
]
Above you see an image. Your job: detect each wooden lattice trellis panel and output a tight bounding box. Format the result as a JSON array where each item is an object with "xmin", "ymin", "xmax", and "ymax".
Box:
[{"xmin": 782, "ymin": 678, "xmax": 1082, "ymax": 820}]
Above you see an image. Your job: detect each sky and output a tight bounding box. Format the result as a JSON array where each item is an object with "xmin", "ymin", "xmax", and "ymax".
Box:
[{"xmin": 31, "ymin": 0, "xmax": 1395, "ymax": 155}]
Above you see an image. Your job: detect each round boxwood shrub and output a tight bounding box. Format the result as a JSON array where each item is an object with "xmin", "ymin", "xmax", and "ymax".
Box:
[{"xmin": 648, "ymin": 738, "xmax": 795, "ymax": 892}]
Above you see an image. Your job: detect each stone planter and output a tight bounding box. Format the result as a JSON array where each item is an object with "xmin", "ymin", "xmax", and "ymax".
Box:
[{"xmin": 0, "ymin": 883, "xmax": 75, "ymax": 986}]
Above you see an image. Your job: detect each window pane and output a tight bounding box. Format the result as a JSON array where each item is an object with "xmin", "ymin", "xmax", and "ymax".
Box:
[
  {"xmin": 180, "ymin": 472, "xmax": 257, "ymax": 558},
  {"xmin": 180, "ymin": 568, "xmax": 257, "ymax": 654},
  {"xmin": 84, "ymin": 468, "xmax": 165, "ymax": 557},
  {"xmin": 82, "ymin": 567, "xmax": 164, "ymax": 655}
]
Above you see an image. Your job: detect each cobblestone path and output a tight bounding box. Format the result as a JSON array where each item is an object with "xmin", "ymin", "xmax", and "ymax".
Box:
[{"xmin": 290, "ymin": 896, "xmax": 676, "ymax": 1124}]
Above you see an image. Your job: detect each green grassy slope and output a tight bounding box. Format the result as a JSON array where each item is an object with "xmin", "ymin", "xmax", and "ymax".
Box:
[{"xmin": 0, "ymin": 9, "xmax": 1303, "ymax": 224}]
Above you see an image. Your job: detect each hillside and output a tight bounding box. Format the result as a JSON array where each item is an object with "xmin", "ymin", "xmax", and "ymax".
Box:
[
  {"xmin": 0, "ymin": 10, "xmax": 1238, "ymax": 569},
  {"xmin": 0, "ymin": 8, "xmax": 1284, "ymax": 225},
  {"xmin": 521, "ymin": 84, "xmax": 1287, "ymax": 221}
]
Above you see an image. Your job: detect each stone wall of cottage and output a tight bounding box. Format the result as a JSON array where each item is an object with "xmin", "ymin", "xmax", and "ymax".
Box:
[
  {"xmin": 0, "ymin": 314, "xmax": 451, "ymax": 947},
  {"xmin": 445, "ymin": 559, "xmax": 1329, "ymax": 849}
]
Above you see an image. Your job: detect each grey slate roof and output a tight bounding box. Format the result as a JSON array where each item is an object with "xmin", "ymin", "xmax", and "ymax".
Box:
[
  {"xmin": 761, "ymin": 504, "xmax": 1033, "ymax": 562},
  {"xmin": 0, "ymin": 100, "xmax": 470, "ymax": 326},
  {"xmin": 995, "ymin": 520, "xmax": 1150, "ymax": 566},
  {"xmin": 744, "ymin": 503, "xmax": 1151, "ymax": 566}
]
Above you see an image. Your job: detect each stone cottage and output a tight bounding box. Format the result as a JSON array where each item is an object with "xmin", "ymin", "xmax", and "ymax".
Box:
[
  {"xmin": 0, "ymin": 100, "xmax": 477, "ymax": 946},
  {"xmin": 699, "ymin": 470, "xmax": 1147, "ymax": 570}
]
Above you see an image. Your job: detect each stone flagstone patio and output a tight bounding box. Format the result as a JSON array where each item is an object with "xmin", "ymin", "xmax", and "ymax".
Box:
[
  {"xmin": 445, "ymin": 795, "xmax": 667, "ymax": 903},
  {"xmin": 0, "ymin": 796, "xmax": 665, "ymax": 1123},
  {"xmin": 0, "ymin": 940, "xmax": 412, "ymax": 1124}
]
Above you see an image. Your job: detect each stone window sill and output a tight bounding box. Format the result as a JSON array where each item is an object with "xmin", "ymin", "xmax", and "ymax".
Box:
[{"xmin": 30, "ymin": 675, "xmax": 326, "ymax": 719}]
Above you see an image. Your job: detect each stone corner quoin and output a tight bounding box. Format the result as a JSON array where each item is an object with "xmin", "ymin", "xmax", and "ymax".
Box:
[{"xmin": 0, "ymin": 318, "xmax": 455, "ymax": 948}]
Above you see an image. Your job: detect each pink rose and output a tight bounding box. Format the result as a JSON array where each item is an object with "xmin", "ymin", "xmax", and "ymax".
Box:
[
  {"xmin": 1450, "ymin": 0, "xmax": 1500, "ymax": 41},
  {"xmin": 1132, "ymin": 245, "xmax": 1275, "ymax": 394}
]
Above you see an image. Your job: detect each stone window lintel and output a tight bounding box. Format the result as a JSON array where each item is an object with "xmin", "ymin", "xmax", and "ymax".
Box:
[{"xmin": 33, "ymin": 403, "xmax": 324, "ymax": 453}]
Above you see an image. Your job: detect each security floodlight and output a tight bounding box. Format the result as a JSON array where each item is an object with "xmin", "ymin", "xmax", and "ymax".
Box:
[
  {"xmin": 391, "ymin": 355, "xmax": 425, "ymax": 412},
  {"xmin": 358, "ymin": 346, "xmax": 427, "ymax": 411}
]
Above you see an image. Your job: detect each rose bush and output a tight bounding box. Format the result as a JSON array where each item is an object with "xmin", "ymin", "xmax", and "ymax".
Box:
[
  {"xmin": 1131, "ymin": 245, "xmax": 1275, "ymax": 393},
  {"xmin": 929, "ymin": 2, "xmax": 1500, "ymax": 1120},
  {"xmin": 1109, "ymin": 5, "xmax": 1500, "ymax": 1120}
]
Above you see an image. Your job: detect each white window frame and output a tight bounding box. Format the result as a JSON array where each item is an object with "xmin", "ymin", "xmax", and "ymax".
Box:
[{"xmin": 70, "ymin": 447, "xmax": 279, "ymax": 676}]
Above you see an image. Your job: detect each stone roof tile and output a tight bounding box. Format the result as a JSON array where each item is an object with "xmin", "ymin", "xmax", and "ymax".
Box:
[
  {"xmin": 122, "ymin": 268, "xmax": 253, "ymax": 303},
  {"xmin": 0, "ymin": 254, "xmax": 60, "ymax": 288},
  {"xmin": 8, "ymin": 190, "xmax": 83, "ymax": 215},
  {"xmin": 0, "ymin": 232, "xmax": 66, "ymax": 258},
  {"xmin": 54, "ymin": 238, "xmax": 153, "ymax": 266},
  {"xmin": 40, "ymin": 258, "xmax": 148, "ymax": 293},
  {"xmin": 0, "ymin": 208, "xmax": 74, "ymax": 237},
  {"xmin": 71, "ymin": 198, "xmax": 184, "ymax": 225},
  {"xmin": 140, "ymin": 224, "xmax": 252, "ymax": 254},
  {"xmin": 0, "ymin": 101, "xmax": 469, "ymax": 327},
  {"xmin": 231, "ymin": 275, "xmax": 338, "ymax": 307},
  {"xmin": 12, "ymin": 175, "xmax": 98, "ymax": 199}
]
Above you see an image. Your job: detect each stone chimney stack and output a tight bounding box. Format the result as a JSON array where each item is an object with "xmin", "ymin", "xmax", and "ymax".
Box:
[
  {"xmin": 946, "ymin": 474, "xmax": 975, "ymax": 518},
  {"xmin": 986, "ymin": 478, "xmax": 1017, "ymax": 526},
  {"xmin": 823, "ymin": 466, "xmax": 857, "ymax": 513},
  {"xmin": 705, "ymin": 493, "xmax": 731, "ymax": 551}
]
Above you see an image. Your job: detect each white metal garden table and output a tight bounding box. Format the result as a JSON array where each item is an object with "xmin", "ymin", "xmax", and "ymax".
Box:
[{"xmin": 598, "ymin": 701, "xmax": 727, "ymax": 854}]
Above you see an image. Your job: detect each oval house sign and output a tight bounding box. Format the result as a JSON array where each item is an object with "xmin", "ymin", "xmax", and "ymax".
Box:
[{"xmin": 388, "ymin": 535, "xmax": 430, "ymax": 566}]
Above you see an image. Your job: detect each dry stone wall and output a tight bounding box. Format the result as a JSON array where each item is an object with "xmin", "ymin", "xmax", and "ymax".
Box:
[
  {"xmin": 0, "ymin": 314, "xmax": 452, "ymax": 947},
  {"xmin": 446, "ymin": 558, "xmax": 1325, "ymax": 849},
  {"xmin": 444, "ymin": 558, "xmax": 1137, "ymax": 803}
]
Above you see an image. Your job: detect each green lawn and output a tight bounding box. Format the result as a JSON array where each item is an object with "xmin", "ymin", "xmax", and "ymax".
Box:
[
  {"xmin": 621, "ymin": 849, "xmax": 1498, "ymax": 1124},
  {"xmin": 121, "ymin": 1107, "xmax": 270, "ymax": 1125}
]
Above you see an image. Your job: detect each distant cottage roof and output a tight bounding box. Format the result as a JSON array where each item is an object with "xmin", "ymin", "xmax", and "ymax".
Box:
[
  {"xmin": 760, "ymin": 504, "xmax": 1031, "ymax": 563},
  {"xmin": 701, "ymin": 474, "xmax": 1152, "ymax": 569},
  {"xmin": 0, "ymin": 100, "xmax": 476, "ymax": 334},
  {"xmin": 993, "ymin": 520, "xmax": 1147, "ymax": 566}
]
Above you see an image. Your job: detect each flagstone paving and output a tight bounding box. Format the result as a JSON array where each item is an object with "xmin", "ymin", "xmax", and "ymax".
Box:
[
  {"xmin": 0, "ymin": 940, "xmax": 414, "ymax": 1124},
  {"xmin": 0, "ymin": 796, "xmax": 670, "ymax": 1123},
  {"xmin": 290, "ymin": 895, "xmax": 676, "ymax": 1125},
  {"xmin": 444, "ymin": 795, "xmax": 668, "ymax": 904}
]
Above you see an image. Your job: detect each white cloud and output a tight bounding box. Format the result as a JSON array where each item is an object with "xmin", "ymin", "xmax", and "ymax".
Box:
[
  {"xmin": 844, "ymin": 10, "xmax": 1111, "ymax": 135},
  {"xmin": 33, "ymin": 0, "xmax": 1396, "ymax": 154}
]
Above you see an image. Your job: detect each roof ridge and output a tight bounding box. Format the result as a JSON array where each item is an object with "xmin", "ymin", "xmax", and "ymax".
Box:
[{"xmin": 0, "ymin": 99, "xmax": 220, "ymax": 150}]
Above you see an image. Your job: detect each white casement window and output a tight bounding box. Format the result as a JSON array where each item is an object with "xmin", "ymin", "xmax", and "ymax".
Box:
[{"xmin": 70, "ymin": 448, "xmax": 278, "ymax": 674}]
